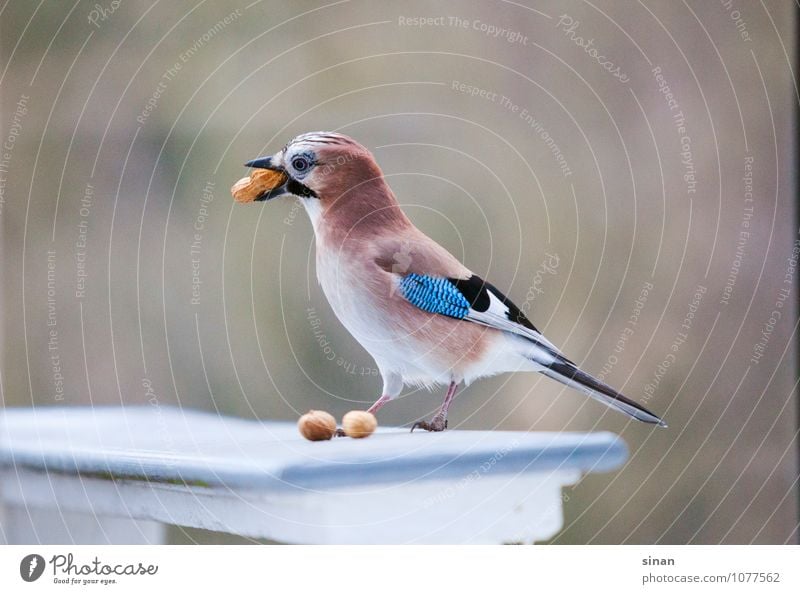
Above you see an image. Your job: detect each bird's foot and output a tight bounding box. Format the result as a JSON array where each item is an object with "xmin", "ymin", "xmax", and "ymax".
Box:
[{"xmin": 411, "ymin": 416, "xmax": 448, "ymax": 432}]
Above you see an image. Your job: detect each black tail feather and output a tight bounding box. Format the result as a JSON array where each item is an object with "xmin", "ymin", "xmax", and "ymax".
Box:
[{"xmin": 541, "ymin": 359, "xmax": 667, "ymax": 427}]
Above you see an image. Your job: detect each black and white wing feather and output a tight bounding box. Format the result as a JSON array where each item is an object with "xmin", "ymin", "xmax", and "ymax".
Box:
[{"xmin": 396, "ymin": 273, "xmax": 560, "ymax": 353}]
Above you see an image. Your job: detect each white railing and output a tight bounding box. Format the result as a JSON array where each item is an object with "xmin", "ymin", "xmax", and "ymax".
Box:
[{"xmin": 0, "ymin": 406, "xmax": 627, "ymax": 544}]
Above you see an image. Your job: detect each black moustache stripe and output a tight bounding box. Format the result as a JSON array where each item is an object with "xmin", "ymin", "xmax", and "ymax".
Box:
[{"xmin": 287, "ymin": 178, "xmax": 318, "ymax": 198}]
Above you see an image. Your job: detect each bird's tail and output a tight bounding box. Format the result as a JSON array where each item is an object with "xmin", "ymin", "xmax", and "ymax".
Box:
[{"xmin": 533, "ymin": 353, "xmax": 667, "ymax": 427}]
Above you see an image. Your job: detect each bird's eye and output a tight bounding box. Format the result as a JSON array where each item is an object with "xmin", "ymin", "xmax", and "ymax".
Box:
[{"xmin": 292, "ymin": 156, "xmax": 310, "ymax": 172}]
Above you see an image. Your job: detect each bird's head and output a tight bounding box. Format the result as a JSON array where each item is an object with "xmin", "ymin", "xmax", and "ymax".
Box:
[{"xmin": 244, "ymin": 131, "xmax": 408, "ymax": 232}]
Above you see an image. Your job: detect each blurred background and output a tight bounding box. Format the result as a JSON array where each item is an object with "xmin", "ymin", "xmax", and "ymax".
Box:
[{"xmin": 1, "ymin": 0, "xmax": 796, "ymax": 544}]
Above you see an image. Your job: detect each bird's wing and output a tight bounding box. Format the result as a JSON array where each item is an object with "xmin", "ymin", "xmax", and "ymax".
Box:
[
  {"xmin": 372, "ymin": 234, "xmax": 559, "ymax": 351},
  {"xmin": 393, "ymin": 271, "xmax": 561, "ymax": 354}
]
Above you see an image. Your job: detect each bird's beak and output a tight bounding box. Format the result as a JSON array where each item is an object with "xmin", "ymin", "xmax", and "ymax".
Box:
[
  {"xmin": 245, "ymin": 156, "xmax": 277, "ymax": 169},
  {"xmin": 244, "ymin": 156, "xmax": 289, "ymax": 201}
]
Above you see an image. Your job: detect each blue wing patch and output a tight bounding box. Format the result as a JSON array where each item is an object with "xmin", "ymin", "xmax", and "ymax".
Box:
[{"xmin": 398, "ymin": 274, "xmax": 470, "ymax": 319}]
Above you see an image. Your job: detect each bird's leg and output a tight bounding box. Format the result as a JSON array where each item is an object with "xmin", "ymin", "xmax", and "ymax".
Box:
[
  {"xmin": 412, "ymin": 381, "xmax": 459, "ymax": 432},
  {"xmin": 367, "ymin": 394, "xmax": 391, "ymax": 414},
  {"xmin": 336, "ymin": 394, "xmax": 391, "ymax": 437}
]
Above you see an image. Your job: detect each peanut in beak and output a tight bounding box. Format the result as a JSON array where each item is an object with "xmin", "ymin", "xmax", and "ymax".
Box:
[{"xmin": 230, "ymin": 168, "xmax": 288, "ymax": 203}]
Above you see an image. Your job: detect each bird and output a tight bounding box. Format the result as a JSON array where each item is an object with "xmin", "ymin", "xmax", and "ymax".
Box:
[{"xmin": 242, "ymin": 131, "xmax": 666, "ymax": 431}]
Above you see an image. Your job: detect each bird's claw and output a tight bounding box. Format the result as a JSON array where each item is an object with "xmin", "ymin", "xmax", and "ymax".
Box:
[{"xmin": 410, "ymin": 417, "xmax": 448, "ymax": 432}]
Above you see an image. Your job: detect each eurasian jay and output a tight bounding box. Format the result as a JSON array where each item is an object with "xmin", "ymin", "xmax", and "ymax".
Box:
[{"xmin": 244, "ymin": 131, "xmax": 666, "ymax": 431}]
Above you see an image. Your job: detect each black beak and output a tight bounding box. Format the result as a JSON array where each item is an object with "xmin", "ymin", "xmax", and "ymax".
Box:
[
  {"xmin": 244, "ymin": 156, "xmax": 289, "ymax": 201},
  {"xmin": 245, "ymin": 156, "xmax": 278, "ymax": 169}
]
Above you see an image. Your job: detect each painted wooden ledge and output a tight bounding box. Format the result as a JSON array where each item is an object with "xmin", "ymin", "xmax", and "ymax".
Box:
[{"xmin": 0, "ymin": 406, "xmax": 627, "ymax": 544}]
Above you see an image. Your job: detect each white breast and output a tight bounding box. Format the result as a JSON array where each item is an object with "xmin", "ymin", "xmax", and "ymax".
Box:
[{"xmin": 300, "ymin": 197, "xmax": 325, "ymax": 232}]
